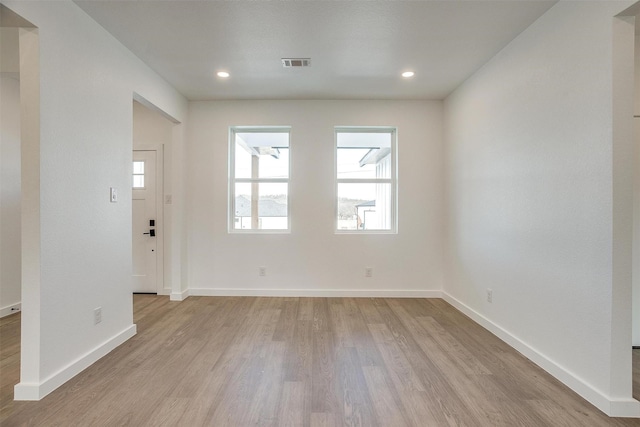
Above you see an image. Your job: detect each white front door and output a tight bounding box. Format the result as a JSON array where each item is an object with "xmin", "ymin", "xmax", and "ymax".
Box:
[{"xmin": 132, "ymin": 150, "xmax": 157, "ymax": 293}]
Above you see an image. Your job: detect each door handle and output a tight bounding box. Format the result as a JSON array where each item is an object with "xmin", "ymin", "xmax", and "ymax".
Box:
[{"xmin": 143, "ymin": 229, "xmax": 156, "ymax": 237}]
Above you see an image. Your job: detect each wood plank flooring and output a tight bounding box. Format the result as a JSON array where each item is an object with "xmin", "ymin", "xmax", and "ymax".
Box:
[{"xmin": 1, "ymin": 295, "xmax": 640, "ymax": 426}]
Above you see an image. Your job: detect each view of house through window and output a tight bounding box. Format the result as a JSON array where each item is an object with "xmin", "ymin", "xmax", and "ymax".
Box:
[
  {"xmin": 230, "ymin": 128, "xmax": 290, "ymax": 231},
  {"xmin": 336, "ymin": 128, "xmax": 396, "ymax": 232}
]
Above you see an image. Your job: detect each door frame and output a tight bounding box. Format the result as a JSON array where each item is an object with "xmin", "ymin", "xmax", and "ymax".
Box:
[{"xmin": 133, "ymin": 145, "xmax": 164, "ymax": 294}]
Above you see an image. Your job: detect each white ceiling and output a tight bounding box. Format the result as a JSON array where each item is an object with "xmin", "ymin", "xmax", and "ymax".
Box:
[{"xmin": 74, "ymin": 0, "xmax": 557, "ymax": 101}]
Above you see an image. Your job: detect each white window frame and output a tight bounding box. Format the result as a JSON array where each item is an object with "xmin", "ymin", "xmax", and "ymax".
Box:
[
  {"xmin": 228, "ymin": 126, "xmax": 291, "ymax": 233},
  {"xmin": 335, "ymin": 127, "xmax": 397, "ymax": 234}
]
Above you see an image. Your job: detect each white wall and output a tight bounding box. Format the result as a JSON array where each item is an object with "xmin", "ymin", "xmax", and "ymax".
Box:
[
  {"xmin": 6, "ymin": 0, "xmax": 637, "ymax": 413},
  {"xmin": 444, "ymin": 1, "xmax": 637, "ymax": 417},
  {"xmin": 633, "ymin": 33, "xmax": 640, "ymax": 347},
  {"xmin": 0, "ymin": 28, "xmax": 22, "ymax": 317},
  {"xmin": 133, "ymin": 100, "xmax": 175, "ymax": 294},
  {"xmin": 187, "ymin": 100, "xmax": 443, "ymax": 296},
  {"xmin": 3, "ymin": 0, "xmax": 187, "ymax": 400}
]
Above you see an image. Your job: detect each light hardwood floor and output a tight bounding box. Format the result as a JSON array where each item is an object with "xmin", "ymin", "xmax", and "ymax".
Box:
[{"xmin": 1, "ymin": 295, "xmax": 640, "ymax": 426}]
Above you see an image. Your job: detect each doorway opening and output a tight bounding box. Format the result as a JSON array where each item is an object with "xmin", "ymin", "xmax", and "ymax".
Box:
[
  {"xmin": 132, "ymin": 99, "xmax": 175, "ymax": 296},
  {"xmin": 0, "ymin": 3, "xmax": 40, "ymax": 415},
  {"xmin": 0, "ymin": 14, "xmax": 22, "ymax": 317}
]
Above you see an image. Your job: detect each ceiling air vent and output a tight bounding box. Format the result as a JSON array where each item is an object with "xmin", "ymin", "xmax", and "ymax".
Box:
[{"xmin": 282, "ymin": 58, "xmax": 311, "ymax": 68}]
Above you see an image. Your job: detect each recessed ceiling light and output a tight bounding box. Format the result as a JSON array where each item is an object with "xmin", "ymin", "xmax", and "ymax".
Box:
[
  {"xmin": 402, "ymin": 71, "xmax": 415, "ymax": 78},
  {"xmin": 217, "ymin": 71, "xmax": 230, "ymax": 78}
]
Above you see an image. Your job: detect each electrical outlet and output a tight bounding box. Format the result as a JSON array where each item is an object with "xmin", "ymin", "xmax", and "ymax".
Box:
[
  {"xmin": 365, "ymin": 267, "xmax": 373, "ymax": 278},
  {"xmin": 259, "ymin": 266, "xmax": 267, "ymax": 277},
  {"xmin": 486, "ymin": 289, "xmax": 493, "ymax": 303},
  {"xmin": 110, "ymin": 187, "xmax": 118, "ymax": 203},
  {"xmin": 94, "ymin": 307, "xmax": 102, "ymax": 325}
]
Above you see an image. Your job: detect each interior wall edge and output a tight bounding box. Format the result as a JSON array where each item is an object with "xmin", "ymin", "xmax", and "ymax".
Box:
[
  {"xmin": 13, "ymin": 324, "xmax": 136, "ymax": 401},
  {"xmin": 442, "ymin": 292, "xmax": 640, "ymax": 418}
]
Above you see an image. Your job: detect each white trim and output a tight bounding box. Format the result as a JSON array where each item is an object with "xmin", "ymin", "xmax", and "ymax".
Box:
[
  {"xmin": 442, "ymin": 292, "xmax": 640, "ymax": 418},
  {"xmin": 0, "ymin": 302, "xmax": 21, "ymax": 318},
  {"xmin": 230, "ymin": 229, "xmax": 291, "ymax": 235},
  {"xmin": 228, "ymin": 126, "xmax": 292, "ymax": 233},
  {"xmin": 609, "ymin": 399, "xmax": 640, "ymax": 418},
  {"xmin": 188, "ymin": 288, "xmax": 441, "ymax": 298},
  {"xmin": 170, "ymin": 288, "xmax": 190, "ymax": 301},
  {"xmin": 14, "ymin": 324, "xmax": 136, "ymax": 401},
  {"xmin": 334, "ymin": 127, "xmax": 398, "ymax": 234},
  {"xmin": 155, "ymin": 147, "xmax": 164, "ymax": 293}
]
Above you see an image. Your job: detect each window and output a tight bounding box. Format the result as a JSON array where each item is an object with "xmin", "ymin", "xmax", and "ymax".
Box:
[
  {"xmin": 133, "ymin": 161, "xmax": 145, "ymax": 188},
  {"xmin": 229, "ymin": 127, "xmax": 290, "ymax": 232},
  {"xmin": 336, "ymin": 128, "xmax": 396, "ymax": 233}
]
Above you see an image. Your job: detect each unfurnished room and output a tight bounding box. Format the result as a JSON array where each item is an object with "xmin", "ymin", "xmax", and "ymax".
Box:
[{"xmin": 2, "ymin": 0, "xmax": 640, "ymax": 425}]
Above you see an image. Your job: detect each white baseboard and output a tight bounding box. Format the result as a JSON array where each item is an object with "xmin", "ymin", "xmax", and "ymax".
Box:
[
  {"xmin": 187, "ymin": 288, "xmax": 442, "ymax": 298},
  {"xmin": 0, "ymin": 302, "xmax": 21, "ymax": 318},
  {"xmin": 170, "ymin": 288, "xmax": 190, "ymax": 301},
  {"xmin": 441, "ymin": 292, "xmax": 640, "ymax": 418},
  {"xmin": 14, "ymin": 324, "xmax": 137, "ymax": 401},
  {"xmin": 609, "ymin": 399, "xmax": 640, "ymax": 418}
]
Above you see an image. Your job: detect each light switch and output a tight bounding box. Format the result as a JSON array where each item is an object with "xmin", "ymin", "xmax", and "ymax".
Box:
[{"xmin": 110, "ymin": 187, "xmax": 118, "ymax": 203}]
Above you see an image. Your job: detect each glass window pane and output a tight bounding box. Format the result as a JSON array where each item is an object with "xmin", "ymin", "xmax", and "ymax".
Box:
[
  {"xmin": 337, "ymin": 131, "xmax": 392, "ymax": 149},
  {"xmin": 259, "ymin": 148, "xmax": 289, "ymax": 179},
  {"xmin": 133, "ymin": 175, "xmax": 144, "ymax": 188},
  {"xmin": 234, "ymin": 140, "xmax": 252, "ymax": 179},
  {"xmin": 233, "ymin": 182, "xmax": 288, "ymax": 230},
  {"xmin": 234, "ymin": 132, "xmax": 290, "ymax": 180},
  {"xmin": 337, "ymin": 148, "xmax": 376, "ymax": 179},
  {"xmin": 336, "ymin": 131, "xmax": 391, "ymax": 179},
  {"xmin": 133, "ymin": 161, "xmax": 144, "ymax": 174},
  {"xmin": 258, "ymin": 183, "xmax": 288, "ymax": 230},
  {"xmin": 337, "ymin": 183, "xmax": 392, "ymax": 231},
  {"xmin": 234, "ymin": 182, "xmax": 252, "ymax": 229}
]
